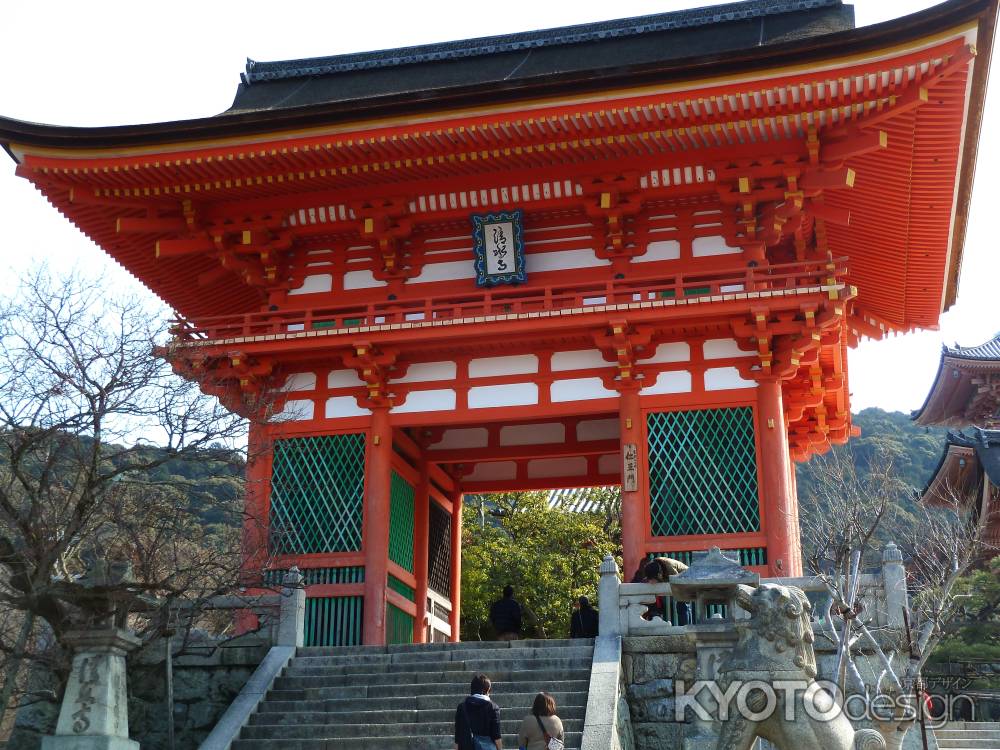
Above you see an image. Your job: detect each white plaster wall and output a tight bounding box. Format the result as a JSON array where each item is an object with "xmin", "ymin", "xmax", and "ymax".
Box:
[
  {"xmin": 640, "ymin": 370, "xmax": 693, "ymax": 395},
  {"xmin": 551, "ymin": 349, "xmax": 612, "ymax": 372},
  {"xmin": 526, "ymin": 248, "xmax": 610, "ymax": 272},
  {"xmin": 431, "ymin": 427, "xmax": 489, "ymax": 449},
  {"xmin": 343, "ymin": 270, "xmax": 388, "ymax": 290},
  {"xmin": 465, "ymin": 461, "xmax": 518, "ymax": 481},
  {"xmin": 634, "ymin": 239, "xmax": 681, "ymax": 263},
  {"xmin": 328, "ymin": 369, "xmax": 365, "ymax": 388},
  {"xmin": 577, "ymin": 418, "xmax": 620, "ymax": 442},
  {"xmin": 551, "ymin": 377, "xmax": 617, "ymax": 402},
  {"xmin": 469, "ymin": 354, "xmax": 538, "ymax": 378},
  {"xmin": 638, "ymin": 342, "xmax": 690, "ymax": 364},
  {"xmin": 692, "ymin": 236, "xmax": 741, "ymax": 257},
  {"xmin": 703, "ymin": 338, "xmax": 755, "ymax": 359},
  {"xmin": 271, "ymin": 399, "xmax": 315, "ymax": 422},
  {"xmin": 468, "ymin": 383, "xmax": 538, "ymax": 408},
  {"xmin": 288, "ymin": 274, "xmax": 333, "ymax": 295},
  {"xmin": 325, "ymin": 396, "xmax": 370, "ymax": 418},
  {"xmin": 412, "ymin": 259, "xmax": 477, "ymax": 283},
  {"xmin": 393, "ymin": 361, "xmax": 458, "ymax": 383},
  {"xmin": 527, "ymin": 456, "xmax": 588, "ymax": 479},
  {"xmin": 500, "ymin": 422, "xmax": 565, "ymax": 446},
  {"xmin": 283, "ymin": 373, "xmax": 317, "ymax": 392},
  {"xmin": 704, "ymin": 367, "xmax": 757, "ymax": 390},
  {"xmin": 393, "ymin": 389, "xmax": 457, "ymax": 413},
  {"xmin": 598, "ymin": 453, "xmax": 621, "ymax": 475}
]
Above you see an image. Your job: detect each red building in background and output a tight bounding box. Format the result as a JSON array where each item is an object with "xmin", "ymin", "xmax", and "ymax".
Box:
[{"xmin": 0, "ymin": 0, "xmax": 995, "ymax": 644}]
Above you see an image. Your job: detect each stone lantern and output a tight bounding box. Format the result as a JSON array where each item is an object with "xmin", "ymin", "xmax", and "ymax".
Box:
[
  {"xmin": 668, "ymin": 547, "xmax": 759, "ymax": 750},
  {"xmin": 668, "ymin": 546, "xmax": 759, "ymax": 624}
]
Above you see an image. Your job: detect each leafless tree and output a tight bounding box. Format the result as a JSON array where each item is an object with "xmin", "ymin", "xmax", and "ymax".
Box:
[
  {"xmin": 800, "ymin": 445, "xmax": 991, "ymax": 748},
  {"xmin": 0, "ymin": 269, "xmax": 273, "ymax": 726}
]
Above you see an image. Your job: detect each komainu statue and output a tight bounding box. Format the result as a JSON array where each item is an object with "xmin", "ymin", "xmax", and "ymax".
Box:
[{"xmin": 715, "ymin": 583, "xmax": 886, "ymax": 750}]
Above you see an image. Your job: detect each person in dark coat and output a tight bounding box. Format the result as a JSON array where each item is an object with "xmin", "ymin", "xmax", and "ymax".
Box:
[
  {"xmin": 454, "ymin": 673, "xmax": 502, "ymax": 750},
  {"xmin": 489, "ymin": 584, "xmax": 522, "ymax": 641},
  {"xmin": 644, "ymin": 556, "xmax": 691, "ymax": 625},
  {"xmin": 570, "ymin": 596, "xmax": 599, "ymax": 638}
]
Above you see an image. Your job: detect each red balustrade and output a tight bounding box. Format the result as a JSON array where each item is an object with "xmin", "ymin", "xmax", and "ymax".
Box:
[{"xmin": 169, "ymin": 258, "xmax": 847, "ymax": 343}]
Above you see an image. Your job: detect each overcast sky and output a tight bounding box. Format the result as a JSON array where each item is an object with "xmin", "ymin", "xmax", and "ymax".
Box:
[{"xmin": 0, "ymin": 0, "xmax": 995, "ymax": 415}]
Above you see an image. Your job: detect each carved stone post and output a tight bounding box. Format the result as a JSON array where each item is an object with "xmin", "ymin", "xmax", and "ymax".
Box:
[
  {"xmin": 881, "ymin": 542, "xmax": 908, "ymax": 630},
  {"xmin": 42, "ymin": 629, "xmax": 141, "ymax": 750},
  {"xmin": 598, "ymin": 553, "xmax": 622, "ymax": 636},
  {"xmin": 276, "ymin": 566, "xmax": 306, "ymax": 647}
]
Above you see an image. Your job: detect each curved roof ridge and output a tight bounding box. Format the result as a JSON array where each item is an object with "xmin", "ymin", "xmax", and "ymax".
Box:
[
  {"xmin": 944, "ymin": 331, "xmax": 1000, "ymax": 360},
  {"xmin": 243, "ymin": 0, "xmax": 841, "ymax": 83}
]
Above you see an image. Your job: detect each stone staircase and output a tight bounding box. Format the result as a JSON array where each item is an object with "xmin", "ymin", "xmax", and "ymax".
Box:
[
  {"xmin": 935, "ymin": 721, "xmax": 1000, "ymax": 749},
  {"xmin": 231, "ymin": 638, "xmax": 594, "ymax": 749}
]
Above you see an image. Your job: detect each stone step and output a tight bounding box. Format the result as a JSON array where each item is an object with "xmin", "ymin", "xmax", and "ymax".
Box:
[
  {"xmin": 257, "ymin": 689, "xmax": 589, "ymax": 714},
  {"xmin": 243, "ymin": 716, "xmax": 583, "ymax": 739},
  {"xmin": 295, "ymin": 637, "xmax": 590, "ymax": 658},
  {"xmin": 266, "ymin": 677, "xmax": 592, "ymax": 702},
  {"xmin": 287, "ymin": 645, "xmax": 593, "ymax": 667},
  {"xmin": 941, "ymin": 723, "xmax": 1000, "ymax": 730},
  {"xmin": 272, "ymin": 667, "xmax": 592, "ymax": 691},
  {"xmin": 936, "ymin": 741, "xmax": 1000, "ymax": 749},
  {"xmin": 232, "ymin": 732, "xmax": 582, "ymax": 750},
  {"xmin": 283, "ymin": 655, "xmax": 593, "ymax": 677},
  {"xmin": 249, "ymin": 703, "xmax": 588, "ymax": 726}
]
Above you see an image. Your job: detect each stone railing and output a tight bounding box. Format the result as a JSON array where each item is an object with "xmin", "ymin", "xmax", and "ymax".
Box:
[{"xmin": 599, "ymin": 543, "xmax": 909, "ymax": 637}]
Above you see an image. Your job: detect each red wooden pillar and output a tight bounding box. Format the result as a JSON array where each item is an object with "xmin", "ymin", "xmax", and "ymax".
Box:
[
  {"xmin": 363, "ymin": 406, "xmax": 392, "ymax": 645},
  {"xmin": 757, "ymin": 379, "xmax": 801, "ymax": 576},
  {"xmin": 449, "ymin": 492, "xmax": 463, "ymax": 643},
  {"xmin": 412, "ymin": 462, "xmax": 430, "ymax": 644},
  {"xmin": 619, "ymin": 386, "xmax": 645, "ymax": 583}
]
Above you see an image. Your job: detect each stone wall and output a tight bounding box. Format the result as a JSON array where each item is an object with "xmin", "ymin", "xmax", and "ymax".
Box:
[
  {"xmin": 128, "ymin": 634, "xmax": 269, "ymax": 750},
  {"xmin": 5, "ymin": 634, "xmax": 267, "ymax": 750},
  {"xmin": 622, "ymin": 634, "xmax": 696, "ymax": 750},
  {"xmin": 621, "ymin": 632, "xmax": 937, "ymax": 750}
]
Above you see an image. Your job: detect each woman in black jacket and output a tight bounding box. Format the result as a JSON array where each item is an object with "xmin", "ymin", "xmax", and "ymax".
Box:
[{"xmin": 454, "ymin": 673, "xmax": 502, "ymax": 750}]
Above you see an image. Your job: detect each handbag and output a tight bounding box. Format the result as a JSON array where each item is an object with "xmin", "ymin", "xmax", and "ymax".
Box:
[
  {"xmin": 460, "ymin": 700, "xmax": 496, "ymax": 750},
  {"xmin": 535, "ymin": 715, "xmax": 565, "ymax": 750}
]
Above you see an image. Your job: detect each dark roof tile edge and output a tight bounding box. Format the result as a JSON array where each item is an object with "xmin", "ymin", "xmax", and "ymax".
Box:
[{"xmin": 244, "ymin": 0, "xmax": 840, "ymax": 82}]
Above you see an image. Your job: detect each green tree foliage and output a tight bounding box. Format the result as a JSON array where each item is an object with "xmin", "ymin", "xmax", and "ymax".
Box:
[
  {"xmin": 932, "ymin": 556, "xmax": 1000, "ymax": 666},
  {"xmin": 796, "ymin": 407, "xmax": 949, "ymax": 559},
  {"xmin": 459, "ymin": 490, "xmax": 617, "ymax": 641}
]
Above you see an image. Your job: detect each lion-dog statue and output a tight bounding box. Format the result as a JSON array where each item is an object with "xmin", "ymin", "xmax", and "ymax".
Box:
[{"xmin": 714, "ymin": 583, "xmax": 886, "ymax": 750}]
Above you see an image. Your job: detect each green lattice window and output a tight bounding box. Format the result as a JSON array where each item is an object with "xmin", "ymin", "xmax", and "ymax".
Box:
[
  {"xmin": 269, "ymin": 434, "xmax": 365, "ymax": 555},
  {"xmin": 305, "ymin": 596, "xmax": 363, "ymax": 647},
  {"xmin": 387, "ymin": 603, "xmax": 414, "ymax": 645},
  {"xmin": 388, "ymin": 472, "xmax": 415, "ymax": 573},
  {"xmin": 647, "ymin": 407, "xmax": 760, "ymax": 537},
  {"xmin": 262, "ymin": 566, "xmax": 365, "ymax": 587},
  {"xmin": 648, "ymin": 548, "xmax": 767, "ymax": 567},
  {"xmin": 388, "ymin": 574, "xmax": 415, "ymax": 602}
]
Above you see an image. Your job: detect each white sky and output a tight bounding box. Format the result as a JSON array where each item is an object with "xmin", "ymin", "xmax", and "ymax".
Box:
[{"xmin": 0, "ymin": 0, "xmax": 995, "ymax": 414}]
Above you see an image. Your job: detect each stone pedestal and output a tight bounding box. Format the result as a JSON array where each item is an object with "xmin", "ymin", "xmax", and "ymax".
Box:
[{"xmin": 42, "ymin": 628, "xmax": 141, "ymax": 750}]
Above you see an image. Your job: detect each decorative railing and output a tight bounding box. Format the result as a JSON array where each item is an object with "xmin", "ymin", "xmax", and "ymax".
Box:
[
  {"xmin": 169, "ymin": 257, "xmax": 847, "ymax": 343},
  {"xmin": 599, "ymin": 543, "xmax": 908, "ymax": 637}
]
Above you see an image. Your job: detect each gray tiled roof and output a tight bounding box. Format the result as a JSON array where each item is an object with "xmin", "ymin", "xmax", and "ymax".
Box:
[
  {"xmin": 243, "ymin": 0, "xmax": 840, "ymax": 83},
  {"xmin": 943, "ymin": 332, "xmax": 1000, "ymax": 360}
]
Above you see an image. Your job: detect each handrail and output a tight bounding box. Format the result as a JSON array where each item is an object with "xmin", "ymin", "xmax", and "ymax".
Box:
[{"xmin": 169, "ymin": 257, "xmax": 848, "ymax": 343}]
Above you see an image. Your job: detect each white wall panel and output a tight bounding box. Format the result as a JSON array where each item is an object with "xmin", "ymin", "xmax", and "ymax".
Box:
[
  {"xmin": 704, "ymin": 367, "xmax": 757, "ymax": 390},
  {"xmin": 551, "ymin": 378, "xmax": 617, "ymax": 402},
  {"xmin": 393, "ymin": 389, "xmax": 457, "ymax": 413},
  {"xmin": 640, "ymin": 370, "xmax": 693, "ymax": 395},
  {"xmin": 288, "ymin": 274, "xmax": 333, "ymax": 295},
  {"xmin": 468, "ymin": 383, "xmax": 538, "ymax": 408},
  {"xmin": 469, "ymin": 354, "xmax": 538, "ymax": 378}
]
